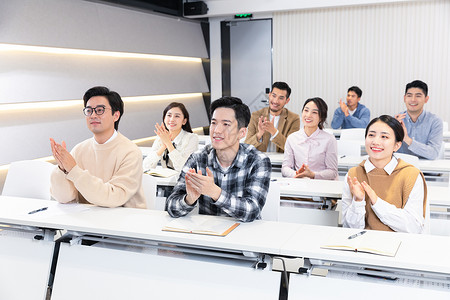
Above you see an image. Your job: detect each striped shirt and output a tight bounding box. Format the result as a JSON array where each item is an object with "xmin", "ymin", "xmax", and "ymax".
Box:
[{"xmin": 166, "ymin": 143, "xmax": 272, "ymax": 222}]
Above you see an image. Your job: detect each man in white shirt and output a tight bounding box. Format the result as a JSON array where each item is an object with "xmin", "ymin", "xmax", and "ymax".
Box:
[{"xmin": 245, "ymin": 82, "xmax": 300, "ymax": 152}]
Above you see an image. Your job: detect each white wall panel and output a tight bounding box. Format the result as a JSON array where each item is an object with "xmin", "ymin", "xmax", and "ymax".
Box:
[
  {"xmin": 0, "ymin": 0, "xmax": 207, "ymax": 58},
  {"xmin": 0, "ymin": 0, "xmax": 209, "ymax": 166},
  {"xmin": 0, "ymin": 95, "xmax": 208, "ymax": 166},
  {"xmin": 273, "ymin": 0, "xmax": 450, "ymax": 126},
  {"xmin": 0, "ymin": 51, "xmax": 208, "ymax": 103}
]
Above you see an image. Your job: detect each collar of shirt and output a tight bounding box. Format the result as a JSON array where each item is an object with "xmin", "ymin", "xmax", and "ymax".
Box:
[
  {"xmin": 207, "ymin": 144, "xmax": 246, "ymax": 172},
  {"xmin": 405, "ymin": 110, "xmax": 427, "ymax": 124},
  {"xmin": 300, "ymin": 127, "xmax": 321, "ymax": 143},
  {"xmin": 364, "ymin": 156, "xmax": 398, "ymax": 175},
  {"xmin": 172, "ymin": 129, "xmax": 186, "ymax": 147},
  {"xmin": 93, "ymin": 130, "xmax": 118, "ymax": 145}
]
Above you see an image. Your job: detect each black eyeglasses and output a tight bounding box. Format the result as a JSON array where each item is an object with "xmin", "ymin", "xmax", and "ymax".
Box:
[{"xmin": 83, "ymin": 105, "xmax": 111, "ymax": 116}]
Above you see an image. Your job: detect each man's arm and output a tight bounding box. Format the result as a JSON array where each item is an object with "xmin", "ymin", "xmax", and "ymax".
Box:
[
  {"xmin": 50, "ymin": 166, "xmax": 78, "ymax": 203},
  {"xmin": 213, "ymin": 155, "xmax": 272, "ymax": 222},
  {"xmin": 68, "ymin": 149, "xmax": 143, "ymax": 207},
  {"xmin": 406, "ymin": 118, "xmax": 443, "ymax": 160},
  {"xmin": 50, "ymin": 139, "xmax": 78, "ymax": 203},
  {"xmin": 345, "ymin": 106, "xmax": 371, "ymax": 128},
  {"xmin": 166, "ymin": 155, "xmax": 199, "ymax": 217},
  {"xmin": 331, "ymin": 107, "xmax": 345, "ymax": 129},
  {"xmin": 271, "ymin": 114, "xmax": 300, "ymax": 151},
  {"xmin": 245, "ymin": 113, "xmax": 264, "ymax": 148}
]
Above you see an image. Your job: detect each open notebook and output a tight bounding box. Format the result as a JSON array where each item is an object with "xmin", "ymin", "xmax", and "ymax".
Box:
[
  {"xmin": 320, "ymin": 230, "xmax": 402, "ymax": 257},
  {"xmin": 145, "ymin": 168, "xmax": 179, "ymax": 178},
  {"xmin": 162, "ymin": 215, "xmax": 240, "ymax": 237}
]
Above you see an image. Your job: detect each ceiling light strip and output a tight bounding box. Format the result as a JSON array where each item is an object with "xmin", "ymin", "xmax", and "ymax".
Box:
[
  {"xmin": 0, "ymin": 93, "xmax": 203, "ymax": 112},
  {"xmin": 0, "ymin": 43, "xmax": 202, "ymax": 62}
]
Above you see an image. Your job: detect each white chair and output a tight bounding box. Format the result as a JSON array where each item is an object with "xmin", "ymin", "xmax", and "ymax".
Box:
[
  {"xmin": 142, "ymin": 174, "xmax": 158, "ymax": 209},
  {"xmin": 260, "ymin": 181, "xmax": 280, "ymax": 221},
  {"xmin": 423, "ymin": 194, "xmax": 431, "ymax": 235},
  {"xmin": 339, "ymin": 128, "xmax": 366, "ymax": 141},
  {"xmin": 393, "ymin": 153, "xmax": 419, "ymax": 168},
  {"xmin": 2, "ymin": 160, "xmax": 55, "ymax": 200},
  {"xmin": 337, "ymin": 140, "xmax": 361, "ymax": 157}
]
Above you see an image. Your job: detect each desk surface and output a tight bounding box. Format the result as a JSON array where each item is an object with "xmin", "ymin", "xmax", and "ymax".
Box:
[
  {"xmin": 0, "ymin": 196, "xmax": 300, "ymax": 256},
  {"xmin": 338, "ymin": 155, "xmax": 450, "ymax": 173},
  {"xmin": 281, "ymin": 224, "xmax": 450, "ymax": 275},
  {"xmin": 266, "ymin": 152, "xmax": 450, "ymax": 173},
  {"xmin": 1, "ymin": 196, "xmax": 450, "ymax": 276},
  {"xmin": 153, "ymin": 172, "xmax": 450, "ymax": 206}
]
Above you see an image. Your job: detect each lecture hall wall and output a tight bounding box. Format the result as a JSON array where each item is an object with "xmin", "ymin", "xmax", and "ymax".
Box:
[
  {"xmin": 272, "ymin": 0, "xmax": 450, "ymax": 126},
  {"xmin": 205, "ymin": 0, "xmax": 449, "ymax": 127},
  {"xmin": 0, "ymin": 0, "xmax": 209, "ymax": 167}
]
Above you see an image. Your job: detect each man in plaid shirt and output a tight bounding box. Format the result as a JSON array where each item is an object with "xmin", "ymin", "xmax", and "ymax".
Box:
[{"xmin": 166, "ymin": 97, "xmax": 272, "ymax": 222}]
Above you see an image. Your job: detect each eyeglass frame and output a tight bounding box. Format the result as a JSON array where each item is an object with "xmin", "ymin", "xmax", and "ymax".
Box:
[{"xmin": 83, "ymin": 105, "xmax": 112, "ymax": 116}]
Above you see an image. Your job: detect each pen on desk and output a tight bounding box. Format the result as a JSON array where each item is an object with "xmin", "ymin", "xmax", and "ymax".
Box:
[
  {"xmin": 340, "ymin": 155, "xmax": 346, "ymax": 158},
  {"xmin": 348, "ymin": 230, "xmax": 366, "ymax": 239},
  {"xmin": 271, "ymin": 179, "xmax": 277, "ymax": 181},
  {"xmin": 28, "ymin": 207, "xmax": 48, "ymax": 215}
]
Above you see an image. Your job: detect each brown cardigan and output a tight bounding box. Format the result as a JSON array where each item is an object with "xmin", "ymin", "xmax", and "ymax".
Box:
[{"xmin": 245, "ymin": 107, "xmax": 300, "ymax": 153}]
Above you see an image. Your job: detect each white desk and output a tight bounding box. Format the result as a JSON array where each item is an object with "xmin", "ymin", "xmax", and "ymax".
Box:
[
  {"xmin": 281, "ymin": 224, "xmax": 450, "ymax": 275},
  {"xmin": 0, "ymin": 232, "xmax": 54, "ymax": 300},
  {"xmin": 52, "ymin": 242, "xmax": 281, "ymax": 300},
  {"xmin": 1, "ymin": 196, "xmax": 449, "ymax": 297},
  {"xmin": 152, "ymin": 172, "xmax": 450, "ymax": 213},
  {"xmin": 0, "ymin": 197, "xmax": 298, "ymax": 300},
  {"xmin": 338, "ymin": 155, "xmax": 450, "ymax": 174},
  {"xmin": 288, "ymin": 273, "xmax": 450, "ymax": 299}
]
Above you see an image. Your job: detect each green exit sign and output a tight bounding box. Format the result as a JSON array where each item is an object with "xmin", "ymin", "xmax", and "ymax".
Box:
[{"xmin": 234, "ymin": 13, "xmax": 253, "ymax": 19}]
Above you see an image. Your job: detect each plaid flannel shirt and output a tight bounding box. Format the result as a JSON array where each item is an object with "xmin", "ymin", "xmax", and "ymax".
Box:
[{"xmin": 166, "ymin": 143, "xmax": 271, "ymax": 222}]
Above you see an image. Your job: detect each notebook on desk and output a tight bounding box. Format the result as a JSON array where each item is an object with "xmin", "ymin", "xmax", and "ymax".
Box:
[
  {"xmin": 162, "ymin": 215, "xmax": 240, "ymax": 237},
  {"xmin": 145, "ymin": 168, "xmax": 179, "ymax": 178},
  {"xmin": 320, "ymin": 230, "xmax": 402, "ymax": 257}
]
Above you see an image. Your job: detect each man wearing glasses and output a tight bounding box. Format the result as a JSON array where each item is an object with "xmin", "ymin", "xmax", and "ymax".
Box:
[{"xmin": 50, "ymin": 86, "xmax": 146, "ymax": 208}]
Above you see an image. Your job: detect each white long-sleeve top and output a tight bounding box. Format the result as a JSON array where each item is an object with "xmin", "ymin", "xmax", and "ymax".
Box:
[
  {"xmin": 342, "ymin": 157, "xmax": 425, "ymax": 233},
  {"xmin": 143, "ymin": 130, "xmax": 198, "ymax": 172}
]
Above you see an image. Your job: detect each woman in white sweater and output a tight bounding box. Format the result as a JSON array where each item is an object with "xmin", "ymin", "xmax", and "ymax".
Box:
[{"xmin": 143, "ymin": 102, "xmax": 198, "ymax": 171}]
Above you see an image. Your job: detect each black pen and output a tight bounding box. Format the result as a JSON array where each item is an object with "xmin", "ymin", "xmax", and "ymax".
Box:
[
  {"xmin": 340, "ymin": 155, "xmax": 346, "ymax": 158},
  {"xmin": 348, "ymin": 230, "xmax": 366, "ymax": 239},
  {"xmin": 28, "ymin": 207, "xmax": 48, "ymax": 215}
]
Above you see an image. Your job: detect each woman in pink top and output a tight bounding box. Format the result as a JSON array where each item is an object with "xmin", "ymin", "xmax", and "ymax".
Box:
[{"xmin": 282, "ymin": 97, "xmax": 338, "ymax": 180}]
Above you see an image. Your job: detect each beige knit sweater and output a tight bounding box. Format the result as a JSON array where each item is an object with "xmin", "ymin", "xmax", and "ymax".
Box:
[{"xmin": 50, "ymin": 133, "xmax": 146, "ymax": 209}]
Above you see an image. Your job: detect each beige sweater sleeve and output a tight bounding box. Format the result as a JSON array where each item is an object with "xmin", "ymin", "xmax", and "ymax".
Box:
[
  {"xmin": 50, "ymin": 134, "xmax": 145, "ymax": 208},
  {"xmin": 67, "ymin": 150, "xmax": 143, "ymax": 207},
  {"xmin": 50, "ymin": 166, "xmax": 78, "ymax": 203}
]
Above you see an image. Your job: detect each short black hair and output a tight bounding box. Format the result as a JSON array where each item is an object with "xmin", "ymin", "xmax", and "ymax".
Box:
[
  {"xmin": 348, "ymin": 86, "xmax": 362, "ymax": 98},
  {"xmin": 405, "ymin": 80, "xmax": 428, "ymax": 96},
  {"xmin": 83, "ymin": 86, "xmax": 124, "ymax": 130},
  {"xmin": 365, "ymin": 115, "xmax": 404, "ymax": 143},
  {"xmin": 302, "ymin": 97, "xmax": 328, "ymax": 130},
  {"xmin": 210, "ymin": 96, "xmax": 250, "ymax": 129},
  {"xmin": 163, "ymin": 102, "xmax": 193, "ymax": 133},
  {"xmin": 271, "ymin": 82, "xmax": 291, "ymax": 98}
]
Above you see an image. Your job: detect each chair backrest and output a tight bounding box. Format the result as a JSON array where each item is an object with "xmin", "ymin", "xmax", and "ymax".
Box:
[
  {"xmin": 142, "ymin": 174, "xmax": 157, "ymax": 209},
  {"xmin": 339, "ymin": 128, "xmax": 366, "ymax": 141},
  {"xmin": 393, "ymin": 153, "xmax": 419, "ymax": 168},
  {"xmin": 337, "ymin": 140, "xmax": 361, "ymax": 157},
  {"xmin": 423, "ymin": 194, "xmax": 431, "ymax": 234},
  {"xmin": 260, "ymin": 181, "xmax": 280, "ymax": 221},
  {"xmin": 443, "ymin": 121, "xmax": 448, "ymax": 133},
  {"xmin": 2, "ymin": 160, "xmax": 55, "ymax": 200}
]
